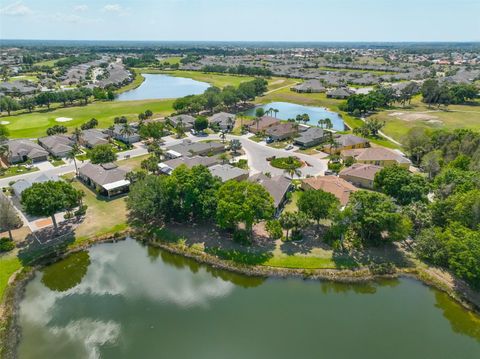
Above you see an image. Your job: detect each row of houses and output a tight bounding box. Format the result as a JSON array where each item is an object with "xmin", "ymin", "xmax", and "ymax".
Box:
[{"xmin": 167, "ymin": 112, "xmax": 237, "ymax": 132}]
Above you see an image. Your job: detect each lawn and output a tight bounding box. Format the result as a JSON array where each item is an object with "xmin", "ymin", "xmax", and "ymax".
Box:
[
  {"xmin": 284, "ymin": 191, "xmax": 301, "ymax": 213},
  {"xmin": 34, "ymin": 57, "xmax": 66, "ymax": 67},
  {"xmin": 0, "ymin": 165, "xmax": 38, "ymax": 179},
  {"xmin": 0, "ymin": 253, "xmax": 21, "ymax": 301},
  {"xmin": 265, "ymin": 254, "xmax": 356, "ymax": 269},
  {"xmin": 134, "ymin": 68, "xmax": 256, "ymax": 88},
  {"xmin": 70, "ymin": 179, "xmax": 128, "ymax": 243},
  {"xmin": 8, "ymin": 75, "xmax": 39, "ymax": 83},
  {"xmin": 372, "ymin": 98, "xmax": 480, "ymax": 143},
  {"xmin": 4, "ymin": 99, "xmax": 174, "ymax": 138}
]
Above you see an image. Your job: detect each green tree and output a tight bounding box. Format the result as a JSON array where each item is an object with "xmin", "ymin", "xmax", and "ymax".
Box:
[
  {"xmin": 21, "ymin": 181, "xmax": 83, "ymax": 229},
  {"xmin": 265, "ymin": 219, "xmax": 283, "ymax": 240},
  {"xmin": 374, "ymin": 165, "xmax": 429, "ymax": 205},
  {"xmin": 0, "ymin": 195, "xmax": 22, "ymax": 241},
  {"xmin": 216, "ymin": 181, "xmax": 274, "ymax": 234},
  {"xmin": 66, "ymin": 143, "xmax": 82, "ymax": 175},
  {"xmin": 194, "ymin": 116, "xmax": 208, "ymax": 132},
  {"xmin": 298, "ymin": 189, "xmax": 339, "ymax": 227},
  {"xmin": 88, "ymin": 144, "xmax": 117, "ymax": 164},
  {"xmin": 342, "ymin": 191, "xmax": 412, "ymax": 246},
  {"xmin": 403, "ymin": 127, "xmax": 431, "ymax": 165}
]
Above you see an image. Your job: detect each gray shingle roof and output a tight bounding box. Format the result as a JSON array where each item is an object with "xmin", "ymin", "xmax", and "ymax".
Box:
[
  {"xmin": 79, "ymin": 162, "xmax": 128, "ymax": 186},
  {"xmin": 249, "ymin": 173, "xmax": 291, "ymax": 208}
]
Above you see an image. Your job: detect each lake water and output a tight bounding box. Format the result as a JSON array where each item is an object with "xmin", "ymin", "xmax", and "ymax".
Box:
[
  {"xmin": 244, "ymin": 101, "xmax": 345, "ymax": 130},
  {"xmin": 17, "ymin": 239, "xmax": 480, "ymax": 359},
  {"xmin": 116, "ymin": 74, "xmax": 210, "ymax": 101}
]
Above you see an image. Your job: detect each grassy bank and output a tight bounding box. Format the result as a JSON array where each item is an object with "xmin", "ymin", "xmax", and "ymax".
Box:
[{"xmin": 0, "ymin": 254, "xmax": 21, "ymax": 302}]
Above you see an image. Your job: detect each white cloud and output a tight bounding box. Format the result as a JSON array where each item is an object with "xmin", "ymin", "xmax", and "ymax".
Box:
[
  {"xmin": 73, "ymin": 4, "xmax": 88, "ymax": 12},
  {"xmin": 103, "ymin": 4, "xmax": 122, "ymax": 13},
  {"xmin": 0, "ymin": 1, "xmax": 32, "ymax": 16}
]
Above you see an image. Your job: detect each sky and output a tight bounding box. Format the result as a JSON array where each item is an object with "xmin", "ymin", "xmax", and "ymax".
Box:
[{"xmin": 0, "ymin": 0, "xmax": 479, "ymax": 42}]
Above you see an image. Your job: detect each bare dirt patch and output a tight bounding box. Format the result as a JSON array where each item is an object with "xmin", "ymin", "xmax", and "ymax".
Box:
[{"xmin": 388, "ymin": 111, "xmax": 442, "ymax": 123}]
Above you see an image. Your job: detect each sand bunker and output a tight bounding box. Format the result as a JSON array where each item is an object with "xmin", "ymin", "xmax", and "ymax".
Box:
[
  {"xmin": 388, "ymin": 112, "xmax": 440, "ymax": 122},
  {"xmin": 0, "ymin": 121, "xmax": 10, "ymax": 125},
  {"xmin": 55, "ymin": 117, "xmax": 73, "ymax": 122}
]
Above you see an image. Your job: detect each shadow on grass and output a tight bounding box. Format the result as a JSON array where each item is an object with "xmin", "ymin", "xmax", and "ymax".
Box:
[
  {"xmin": 18, "ymin": 222, "xmax": 76, "ymax": 266},
  {"xmin": 205, "ymin": 247, "xmax": 273, "ymax": 266}
]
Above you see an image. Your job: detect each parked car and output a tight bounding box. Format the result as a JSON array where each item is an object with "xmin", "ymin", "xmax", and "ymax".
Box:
[
  {"xmin": 285, "ymin": 144, "xmax": 294, "ymax": 150},
  {"xmin": 265, "ymin": 137, "xmax": 274, "ymax": 144}
]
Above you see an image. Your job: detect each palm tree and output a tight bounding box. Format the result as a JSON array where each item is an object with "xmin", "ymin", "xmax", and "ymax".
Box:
[
  {"xmin": 229, "ymin": 139, "xmax": 242, "ymax": 155},
  {"xmin": 219, "ymin": 131, "xmax": 227, "ymax": 143},
  {"xmin": 302, "ymin": 113, "xmax": 310, "ymax": 125},
  {"xmin": 120, "ymin": 123, "xmax": 134, "ymax": 139},
  {"xmin": 324, "ymin": 118, "xmax": 333, "ymax": 130},
  {"xmin": 72, "ymin": 127, "xmax": 82, "ymax": 143},
  {"xmin": 283, "ymin": 165, "xmax": 302, "ymax": 179},
  {"xmin": 273, "ymin": 109, "xmax": 279, "ymax": 118},
  {"xmin": 67, "ymin": 143, "xmax": 81, "ymax": 175},
  {"xmin": 318, "ymin": 119, "xmax": 325, "ymax": 129},
  {"xmin": 267, "ymin": 107, "xmax": 274, "ymax": 116}
]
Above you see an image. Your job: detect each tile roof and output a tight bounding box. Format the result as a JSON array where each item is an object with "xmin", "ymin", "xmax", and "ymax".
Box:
[
  {"xmin": 339, "ymin": 163, "xmax": 383, "ymax": 181},
  {"xmin": 302, "ymin": 176, "xmax": 358, "ymax": 206}
]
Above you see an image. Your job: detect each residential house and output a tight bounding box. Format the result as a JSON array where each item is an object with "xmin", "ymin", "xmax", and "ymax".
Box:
[
  {"xmin": 107, "ymin": 124, "xmax": 141, "ymax": 144},
  {"xmin": 301, "ymin": 176, "xmax": 358, "ymax": 206},
  {"xmin": 294, "ymin": 127, "xmax": 326, "ymax": 148},
  {"xmin": 167, "ymin": 115, "xmax": 196, "ymax": 130},
  {"xmin": 159, "ymin": 155, "xmax": 221, "ymax": 174},
  {"xmin": 326, "ymin": 87, "xmax": 354, "ymax": 99},
  {"xmin": 209, "ymin": 164, "xmax": 249, "ymax": 182},
  {"xmin": 339, "ymin": 163, "xmax": 383, "ymax": 189},
  {"xmin": 291, "ymin": 79, "xmax": 326, "ymax": 93},
  {"xmin": 80, "ymin": 129, "xmax": 110, "ymax": 148},
  {"xmin": 248, "ymin": 116, "xmax": 280, "ymax": 134},
  {"xmin": 6, "ymin": 139, "xmax": 49, "ymax": 164},
  {"xmin": 266, "ymin": 123, "xmax": 298, "ymax": 141},
  {"xmin": 78, "ymin": 162, "xmax": 130, "ymax": 197},
  {"xmin": 11, "ymin": 173, "xmax": 60, "ymax": 198},
  {"xmin": 323, "ymin": 134, "xmax": 370, "ymax": 154},
  {"xmin": 209, "ymin": 112, "xmax": 236, "ymax": 131},
  {"xmin": 167, "ymin": 140, "xmax": 225, "ymax": 157},
  {"xmin": 341, "ymin": 147, "xmax": 411, "ymax": 168},
  {"xmin": 38, "ymin": 135, "xmax": 74, "ymax": 158},
  {"xmin": 249, "ymin": 173, "xmax": 292, "ymax": 216}
]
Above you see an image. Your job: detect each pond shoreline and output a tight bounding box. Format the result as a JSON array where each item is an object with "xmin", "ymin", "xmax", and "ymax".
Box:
[{"xmin": 1, "ymin": 230, "xmax": 479, "ymax": 358}]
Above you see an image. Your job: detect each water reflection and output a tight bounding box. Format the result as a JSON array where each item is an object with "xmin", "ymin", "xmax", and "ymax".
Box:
[
  {"xmin": 434, "ymin": 291, "xmax": 480, "ymax": 342},
  {"xmin": 41, "ymin": 251, "xmax": 91, "ymax": 292}
]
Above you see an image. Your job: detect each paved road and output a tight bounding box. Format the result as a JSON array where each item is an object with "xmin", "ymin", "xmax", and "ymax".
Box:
[{"xmin": 163, "ymin": 133, "xmax": 327, "ymax": 178}]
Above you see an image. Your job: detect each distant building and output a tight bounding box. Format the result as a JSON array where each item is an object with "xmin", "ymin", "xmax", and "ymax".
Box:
[
  {"xmin": 265, "ymin": 123, "xmax": 299, "ymax": 141},
  {"xmin": 6, "ymin": 139, "xmax": 49, "ymax": 164},
  {"xmin": 167, "ymin": 115, "xmax": 196, "ymax": 130},
  {"xmin": 294, "ymin": 127, "xmax": 326, "ymax": 148},
  {"xmin": 159, "ymin": 155, "xmax": 221, "ymax": 174},
  {"xmin": 341, "ymin": 147, "xmax": 411, "ymax": 168},
  {"xmin": 208, "ymin": 112, "xmax": 236, "ymax": 132},
  {"xmin": 323, "ymin": 134, "xmax": 370, "ymax": 154},
  {"xmin": 326, "ymin": 87, "xmax": 354, "ymax": 99},
  {"xmin": 38, "ymin": 135, "xmax": 74, "ymax": 158},
  {"xmin": 209, "ymin": 164, "xmax": 249, "ymax": 182},
  {"xmin": 167, "ymin": 140, "xmax": 225, "ymax": 157},
  {"xmin": 107, "ymin": 124, "xmax": 141, "ymax": 144},
  {"xmin": 291, "ymin": 79, "xmax": 326, "ymax": 93},
  {"xmin": 301, "ymin": 176, "xmax": 358, "ymax": 206},
  {"xmin": 249, "ymin": 173, "xmax": 292, "ymax": 216},
  {"xmin": 78, "ymin": 162, "xmax": 130, "ymax": 197},
  {"xmin": 11, "ymin": 173, "xmax": 60, "ymax": 198},
  {"xmin": 247, "ymin": 116, "xmax": 280, "ymax": 134},
  {"xmin": 339, "ymin": 163, "xmax": 383, "ymax": 189},
  {"xmin": 80, "ymin": 129, "xmax": 110, "ymax": 148}
]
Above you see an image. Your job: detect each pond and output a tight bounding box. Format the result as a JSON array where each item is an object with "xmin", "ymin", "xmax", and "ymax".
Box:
[
  {"xmin": 116, "ymin": 74, "xmax": 210, "ymax": 101},
  {"xmin": 244, "ymin": 101, "xmax": 345, "ymax": 130},
  {"xmin": 17, "ymin": 239, "xmax": 480, "ymax": 359}
]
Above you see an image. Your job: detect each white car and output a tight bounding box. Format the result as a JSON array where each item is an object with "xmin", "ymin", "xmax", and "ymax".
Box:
[{"xmin": 284, "ymin": 144, "xmax": 294, "ymax": 150}]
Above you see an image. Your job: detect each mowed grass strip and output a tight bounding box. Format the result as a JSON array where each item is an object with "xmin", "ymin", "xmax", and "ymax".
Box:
[
  {"xmin": 5, "ymin": 99, "xmax": 174, "ymax": 138},
  {"xmin": 0, "ymin": 253, "xmax": 21, "ymax": 301}
]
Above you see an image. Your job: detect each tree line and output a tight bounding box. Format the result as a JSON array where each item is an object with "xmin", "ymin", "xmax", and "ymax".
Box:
[
  {"xmin": 201, "ymin": 64, "xmax": 273, "ymax": 76},
  {"xmin": 173, "ymin": 78, "xmax": 268, "ymax": 114}
]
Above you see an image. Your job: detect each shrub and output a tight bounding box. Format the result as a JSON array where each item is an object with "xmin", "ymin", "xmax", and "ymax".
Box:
[
  {"xmin": 270, "ymin": 156, "xmax": 302, "ymax": 169},
  {"xmin": 74, "ymin": 205, "xmax": 88, "ymax": 216},
  {"xmin": 369, "ymin": 262, "xmax": 396, "ymax": 275},
  {"xmin": 233, "ymin": 229, "xmax": 250, "ymax": 245},
  {"xmin": 0, "ymin": 237, "xmax": 15, "ymax": 252}
]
